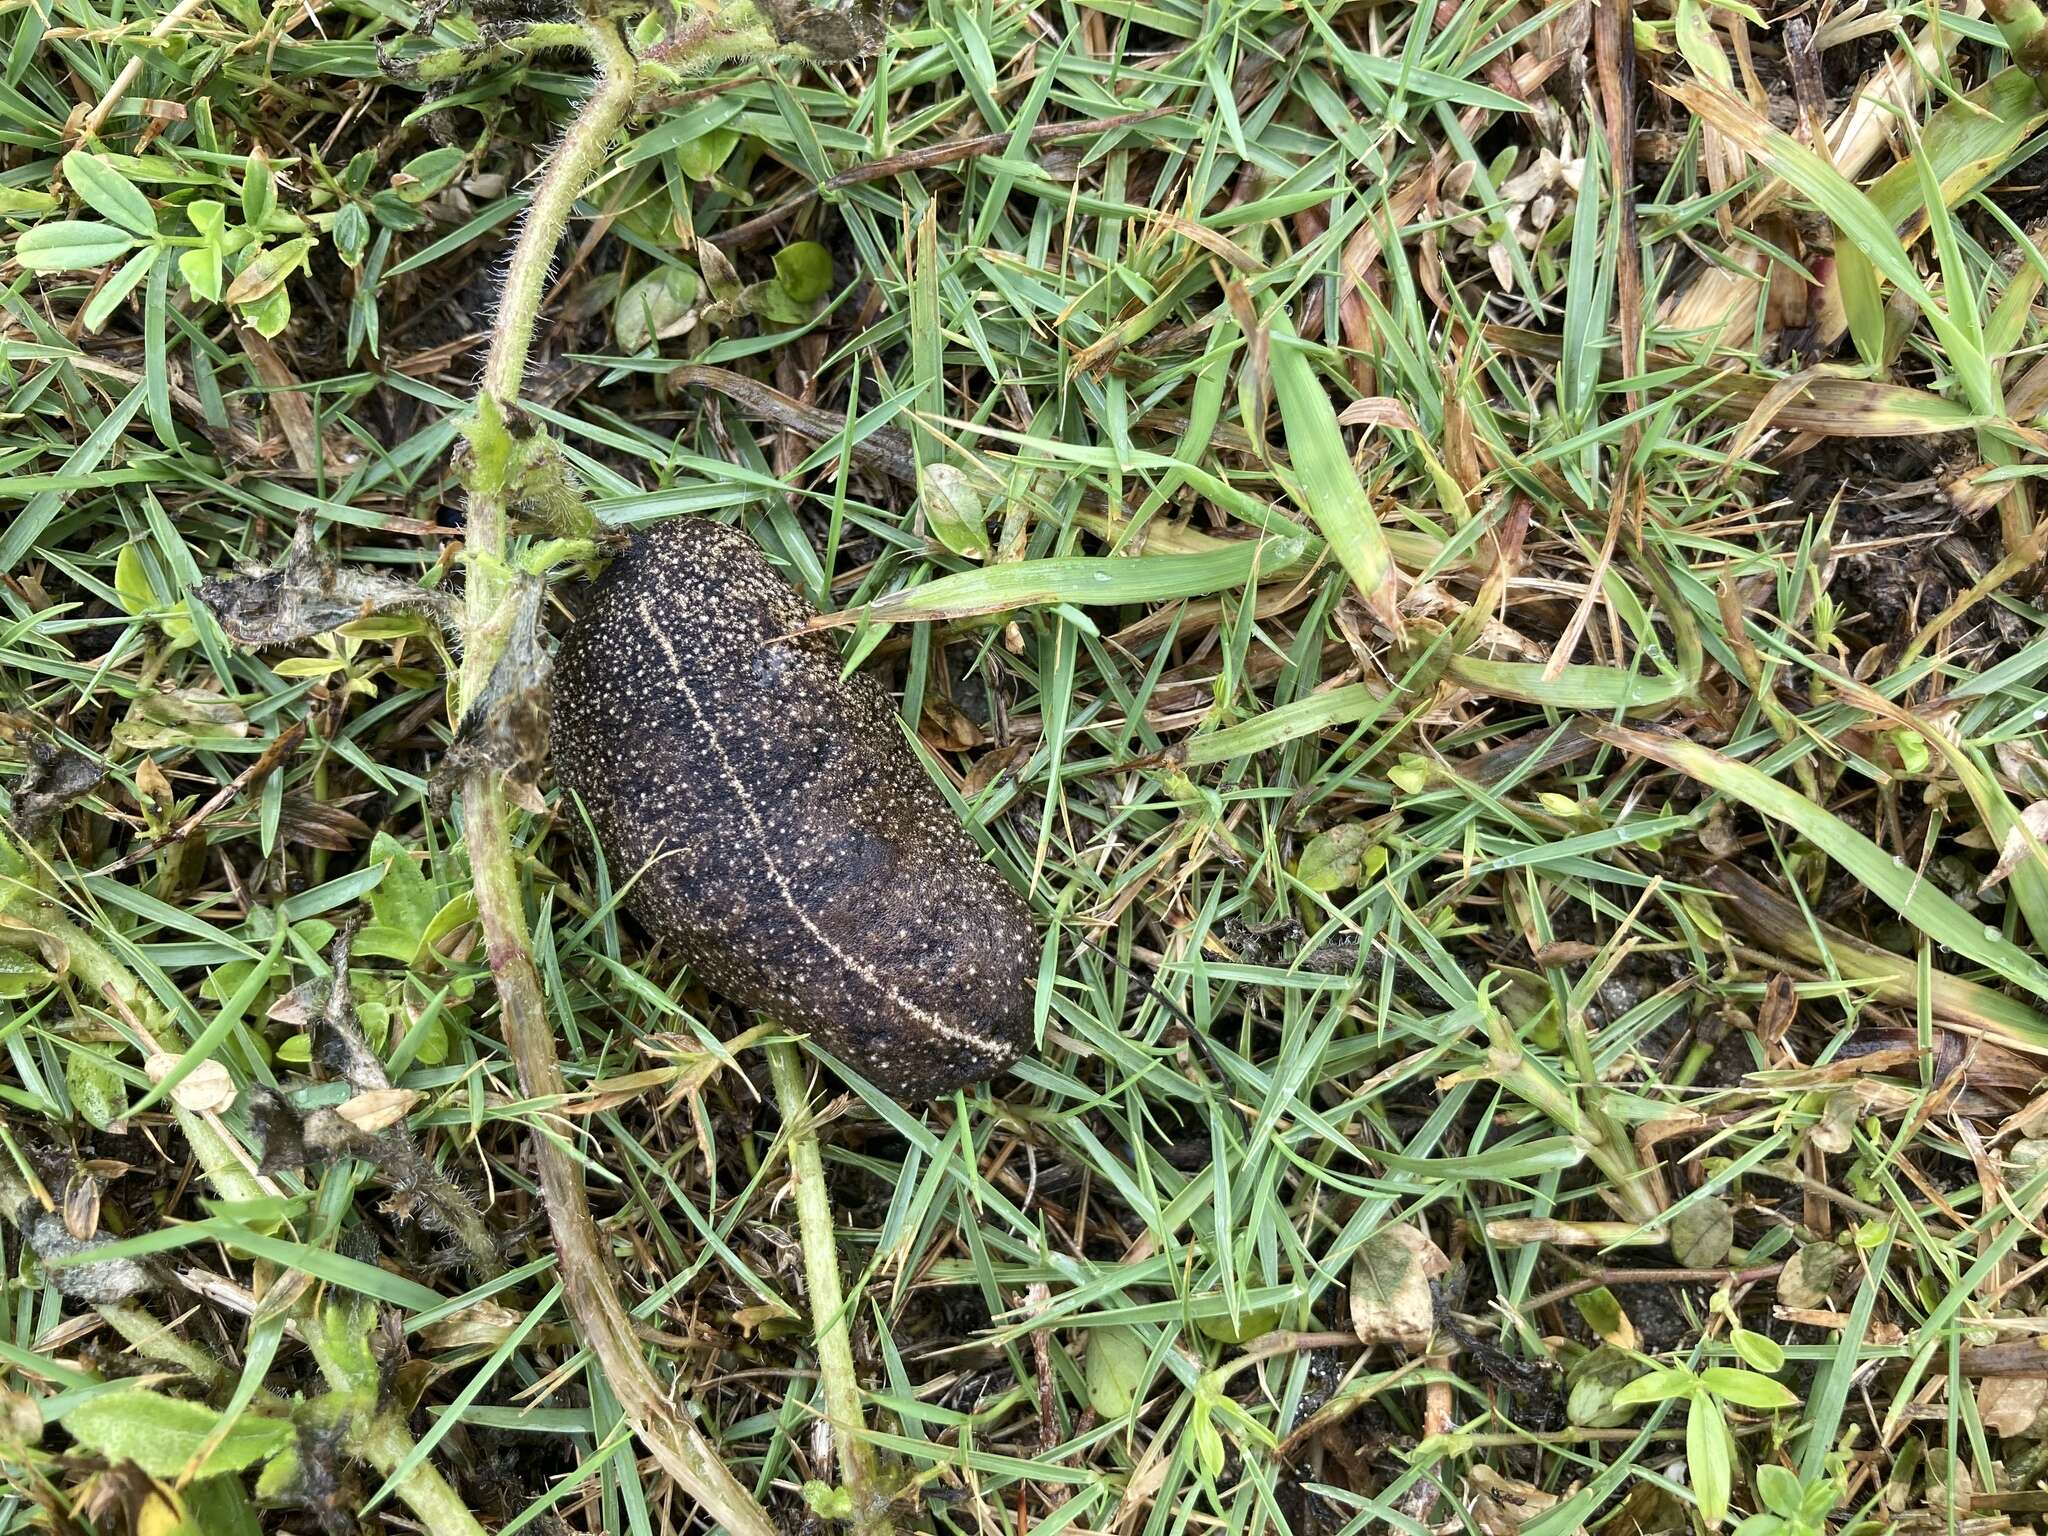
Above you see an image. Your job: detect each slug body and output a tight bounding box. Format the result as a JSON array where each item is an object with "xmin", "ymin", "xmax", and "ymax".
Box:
[{"xmin": 551, "ymin": 522, "xmax": 1038, "ymax": 1100}]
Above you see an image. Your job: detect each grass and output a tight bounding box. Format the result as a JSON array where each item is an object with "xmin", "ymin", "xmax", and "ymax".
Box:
[{"xmin": 7, "ymin": 0, "xmax": 2048, "ymax": 1532}]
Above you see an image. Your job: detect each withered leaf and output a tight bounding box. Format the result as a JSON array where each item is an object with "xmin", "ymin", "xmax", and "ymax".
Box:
[
  {"xmin": 251, "ymin": 1086, "xmax": 376, "ymax": 1174},
  {"xmin": 260, "ymin": 925, "xmax": 502, "ymax": 1278},
  {"xmin": 333, "ymin": 1087, "xmax": 421, "ymax": 1135},
  {"xmin": 248, "ymin": 1086, "xmax": 311, "ymax": 1177},
  {"xmin": 1776, "ymin": 1241, "xmax": 1845, "ymax": 1309},
  {"xmin": 434, "ymin": 571, "xmax": 550, "ymax": 814},
  {"xmin": 311, "ymin": 923, "xmax": 391, "ymax": 1095},
  {"xmin": 20, "ymin": 1203, "xmax": 152, "ymax": 1303},
  {"xmin": 1983, "ymin": 800, "xmax": 2048, "ymax": 893},
  {"xmin": 9, "ymin": 737, "xmax": 106, "ymax": 839},
  {"xmin": 62, "ymin": 1172, "xmax": 99, "ymax": 1244},
  {"xmin": 1348, "ymin": 1222, "xmax": 1448, "ymax": 1350},
  {"xmin": 1757, "ymin": 973, "xmax": 1797, "ymax": 1046},
  {"xmin": 1979, "ymin": 1376, "xmax": 2048, "ymax": 1437},
  {"xmin": 193, "ymin": 511, "xmax": 455, "ymax": 649},
  {"xmin": 144, "ymin": 1054, "xmax": 236, "ymax": 1115},
  {"xmin": 1670, "ymin": 1196, "xmax": 1734, "ymax": 1269}
]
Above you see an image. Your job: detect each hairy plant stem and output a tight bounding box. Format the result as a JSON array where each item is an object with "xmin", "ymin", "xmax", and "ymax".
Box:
[
  {"xmin": 0, "ymin": 887, "xmax": 488, "ymax": 1536},
  {"xmin": 97, "ymin": 1301, "xmax": 233, "ymax": 1390},
  {"xmin": 477, "ymin": 30, "xmax": 634, "ymax": 412},
  {"xmin": 765, "ymin": 1040, "xmax": 892, "ymax": 1536},
  {"xmin": 453, "ymin": 21, "xmax": 779, "ymax": 1536}
]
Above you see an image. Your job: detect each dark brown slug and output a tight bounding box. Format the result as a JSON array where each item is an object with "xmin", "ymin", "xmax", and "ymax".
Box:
[{"xmin": 550, "ymin": 521, "xmax": 1038, "ymax": 1100}]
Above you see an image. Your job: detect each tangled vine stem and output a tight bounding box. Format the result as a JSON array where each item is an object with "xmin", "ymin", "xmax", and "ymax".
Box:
[{"xmin": 455, "ymin": 20, "xmax": 780, "ymax": 1536}]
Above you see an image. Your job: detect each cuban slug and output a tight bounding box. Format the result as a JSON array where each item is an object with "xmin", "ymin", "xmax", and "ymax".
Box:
[{"xmin": 551, "ymin": 520, "xmax": 1038, "ymax": 1100}]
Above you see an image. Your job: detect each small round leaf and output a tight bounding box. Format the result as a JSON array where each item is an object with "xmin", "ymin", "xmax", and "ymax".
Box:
[
  {"xmin": 1671, "ymin": 1195, "xmax": 1734, "ymax": 1269},
  {"xmin": 773, "ymin": 240, "xmax": 833, "ymax": 303},
  {"xmin": 1085, "ymin": 1325, "xmax": 1150, "ymax": 1417}
]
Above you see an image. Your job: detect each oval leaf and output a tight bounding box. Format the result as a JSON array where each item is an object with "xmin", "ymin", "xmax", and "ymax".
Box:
[
  {"xmin": 1755, "ymin": 1464, "xmax": 1802, "ymax": 1519},
  {"xmin": 1296, "ymin": 822, "xmax": 1377, "ymax": 892},
  {"xmin": 1777, "ymin": 1241, "xmax": 1845, "ymax": 1309},
  {"xmin": 1699, "ymin": 1366, "xmax": 1799, "ymax": 1411},
  {"xmin": 1567, "ymin": 1344, "xmax": 1647, "ymax": 1428},
  {"xmin": 1729, "ymin": 1326, "xmax": 1784, "ymax": 1375},
  {"xmin": 1671, "ymin": 1195, "xmax": 1734, "ymax": 1269},
  {"xmin": 616, "ymin": 264, "xmax": 700, "ymax": 352},
  {"xmin": 224, "ymin": 237, "xmax": 311, "ymax": 308},
  {"xmin": 0, "ymin": 948, "xmax": 56, "ymax": 1000},
  {"xmin": 66, "ymin": 1046, "xmax": 128, "ymax": 1132},
  {"xmin": 1612, "ymin": 1366, "xmax": 1695, "ymax": 1408},
  {"xmin": 1348, "ymin": 1223, "xmax": 1445, "ymax": 1349},
  {"xmin": 59, "ymin": 1390, "xmax": 291, "ymax": 1478},
  {"xmin": 1085, "ymin": 1325, "xmax": 1150, "ymax": 1417},
  {"xmin": 773, "ymin": 240, "xmax": 833, "ymax": 303},
  {"xmin": 16, "ymin": 221, "xmax": 137, "ymax": 272},
  {"xmin": 918, "ymin": 463, "xmax": 990, "ymax": 559},
  {"xmin": 62, "ymin": 151, "xmax": 157, "ymax": 235}
]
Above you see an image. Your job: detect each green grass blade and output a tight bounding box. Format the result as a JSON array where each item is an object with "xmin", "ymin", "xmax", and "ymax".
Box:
[
  {"xmin": 1597, "ymin": 724, "xmax": 2048, "ymax": 1000},
  {"xmin": 1265, "ymin": 307, "xmax": 1402, "ymax": 633},
  {"xmin": 818, "ymin": 535, "xmax": 1309, "ymax": 627}
]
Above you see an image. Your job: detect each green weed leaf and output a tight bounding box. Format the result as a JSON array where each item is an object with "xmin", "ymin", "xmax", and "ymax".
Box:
[
  {"xmin": 1612, "ymin": 1366, "xmax": 1695, "ymax": 1408},
  {"xmin": 1567, "ymin": 1345, "xmax": 1647, "ymax": 1428},
  {"xmin": 1295, "ymin": 822, "xmax": 1382, "ymax": 893},
  {"xmin": 1729, "ymin": 1326, "xmax": 1784, "ymax": 1375},
  {"xmin": 1085, "ymin": 1325, "xmax": 1150, "ymax": 1417},
  {"xmin": 1687, "ymin": 1391, "xmax": 1734, "ymax": 1527},
  {"xmin": 16, "ymin": 221, "xmax": 136, "ymax": 271},
  {"xmin": 61, "ymin": 152, "xmax": 156, "ymax": 236},
  {"xmin": 225, "ymin": 237, "xmax": 312, "ymax": 308},
  {"xmin": 60, "ymin": 1390, "xmax": 291, "ymax": 1478},
  {"xmin": 918, "ymin": 463, "xmax": 991, "ymax": 559},
  {"xmin": 616, "ymin": 265, "xmax": 700, "ymax": 352},
  {"xmin": 1755, "ymin": 1464, "xmax": 1802, "ymax": 1518},
  {"xmin": 1699, "ymin": 1366, "xmax": 1799, "ymax": 1410},
  {"xmin": 773, "ymin": 240, "xmax": 833, "ymax": 303},
  {"xmin": 358, "ymin": 831, "xmax": 438, "ymax": 963},
  {"xmin": 66, "ymin": 1046, "xmax": 128, "ymax": 1132},
  {"xmin": 1671, "ymin": 1196, "xmax": 1734, "ymax": 1268}
]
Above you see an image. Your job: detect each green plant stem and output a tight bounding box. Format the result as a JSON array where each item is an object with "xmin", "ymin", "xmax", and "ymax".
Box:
[
  {"xmin": 98, "ymin": 1301, "xmax": 231, "ymax": 1390},
  {"xmin": 0, "ymin": 892, "xmax": 489, "ymax": 1536},
  {"xmin": 765, "ymin": 1039, "xmax": 892, "ymax": 1536},
  {"xmin": 450, "ymin": 22, "xmax": 779, "ymax": 1536},
  {"xmin": 478, "ymin": 27, "xmax": 636, "ymax": 411},
  {"xmin": 402, "ymin": 22, "xmax": 594, "ymax": 84},
  {"xmin": 1476, "ymin": 1010, "xmax": 1666, "ymax": 1229},
  {"xmin": 1989, "ymin": 0, "xmax": 2048, "ymax": 99},
  {"xmin": 351, "ymin": 1405, "xmax": 497, "ymax": 1536}
]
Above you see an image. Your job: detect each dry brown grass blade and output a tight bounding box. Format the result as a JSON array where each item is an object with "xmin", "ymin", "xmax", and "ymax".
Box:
[
  {"xmin": 1702, "ymin": 864, "xmax": 2048, "ymax": 1051},
  {"xmin": 1658, "ymin": 3, "xmax": 1978, "ymax": 348}
]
